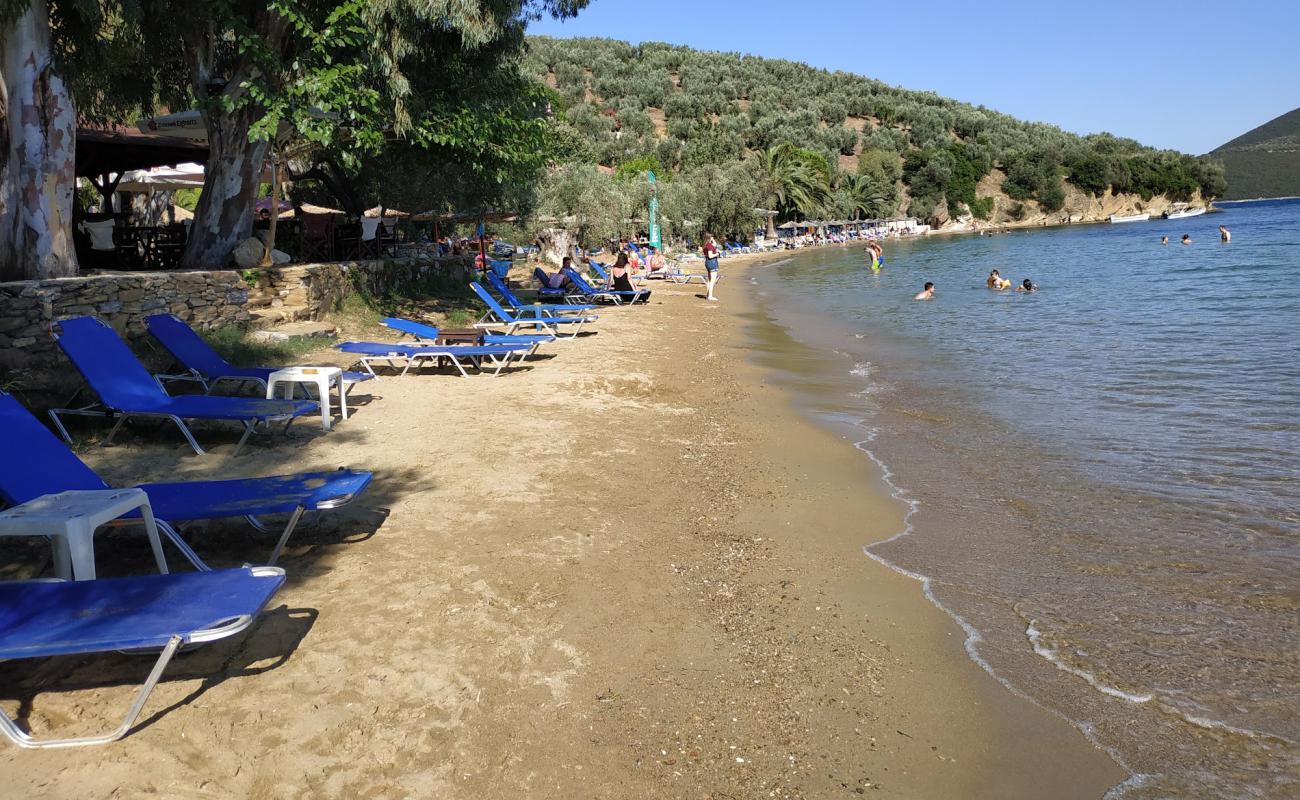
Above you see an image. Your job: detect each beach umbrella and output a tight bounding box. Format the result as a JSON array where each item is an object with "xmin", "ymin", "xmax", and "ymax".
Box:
[{"xmin": 364, "ymin": 205, "xmax": 410, "ymax": 218}]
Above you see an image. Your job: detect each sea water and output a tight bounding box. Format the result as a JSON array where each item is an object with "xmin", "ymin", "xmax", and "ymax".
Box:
[{"xmin": 745, "ymin": 199, "xmax": 1299, "ymax": 798}]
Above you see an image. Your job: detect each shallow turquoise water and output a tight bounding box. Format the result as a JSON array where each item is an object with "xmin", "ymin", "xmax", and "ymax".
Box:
[{"xmin": 748, "ymin": 200, "xmax": 1299, "ymax": 798}]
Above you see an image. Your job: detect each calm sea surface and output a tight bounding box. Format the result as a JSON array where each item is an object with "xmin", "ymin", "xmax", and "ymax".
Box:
[{"xmin": 744, "ymin": 199, "xmax": 1299, "ymax": 798}]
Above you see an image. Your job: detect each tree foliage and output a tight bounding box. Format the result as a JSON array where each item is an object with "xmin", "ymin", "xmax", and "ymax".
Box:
[{"xmin": 521, "ymin": 36, "xmax": 1228, "ymax": 225}]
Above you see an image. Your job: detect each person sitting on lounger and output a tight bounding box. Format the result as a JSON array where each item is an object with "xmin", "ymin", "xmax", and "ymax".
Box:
[
  {"xmin": 646, "ymin": 245, "xmax": 667, "ymax": 275},
  {"xmin": 547, "ymin": 257, "xmax": 578, "ymax": 289},
  {"xmin": 609, "ymin": 252, "xmax": 638, "ymax": 293}
]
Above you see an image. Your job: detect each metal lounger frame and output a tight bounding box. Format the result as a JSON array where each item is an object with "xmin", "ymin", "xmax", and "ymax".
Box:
[{"xmin": 47, "ymin": 392, "xmax": 297, "ymax": 457}]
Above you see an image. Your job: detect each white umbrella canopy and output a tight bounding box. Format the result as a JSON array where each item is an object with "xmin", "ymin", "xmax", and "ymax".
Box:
[
  {"xmin": 117, "ymin": 161, "xmax": 276, "ymax": 192},
  {"xmin": 116, "ymin": 162, "xmax": 206, "ymax": 191}
]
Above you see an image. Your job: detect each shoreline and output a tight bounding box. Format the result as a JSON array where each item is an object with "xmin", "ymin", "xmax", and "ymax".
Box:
[{"xmin": 0, "ymin": 257, "xmax": 1123, "ymax": 797}]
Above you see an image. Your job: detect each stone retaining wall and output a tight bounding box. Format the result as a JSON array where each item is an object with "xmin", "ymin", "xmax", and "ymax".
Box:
[
  {"xmin": 246, "ymin": 253, "xmax": 476, "ymax": 324},
  {"xmin": 0, "ymin": 271, "xmax": 249, "ymax": 378},
  {"xmin": 0, "ymin": 254, "xmax": 477, "ymax": 388}
]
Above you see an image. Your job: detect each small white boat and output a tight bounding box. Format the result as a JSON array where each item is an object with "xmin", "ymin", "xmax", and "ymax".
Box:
[
  {"xmin": 1109, "ymin": 213, "xmax": 1150, "ymax": 223},
  {"xmin": 1164, "ymin": 207, "xmax": 1206, "ymax": 220}
]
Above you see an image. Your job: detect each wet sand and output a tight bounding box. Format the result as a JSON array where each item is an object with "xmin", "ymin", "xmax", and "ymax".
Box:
[{"xmin": 0, "ymin": 254, "xmax": 1124, "ymax": 797}]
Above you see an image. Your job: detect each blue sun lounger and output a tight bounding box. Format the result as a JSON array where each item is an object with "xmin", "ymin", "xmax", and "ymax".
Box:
[
  {"xmin": 337, "ymin": 340, "xmax": 531, "ymax": 377},
  {"xmin": 379, "ymin": 317, "xmax": 555, "ymax": 356},
  {"xmin": 50, "ymin": 317, "xmax": 317, "ymax": 456},
  {"xmin": 485, "ymin": 272, "xmax": 595, "ymax": 315},
  {"xmin": 561, "ymin": 267, "xmax": 650, "ymax": 305},
  {"xmin": 144, "ymin": 313, "xmax": 373, "ymax": 396},
  {"xmin": 0, "ymin": 566, "xmax": 285, "ymax": 748},
  {"xmin": 469, "ymin": 283, "xmax": 597, "ymax": 338},
  {"xmin": 0, "ymin": 391, "xmax": 373, "ymax": 567}
]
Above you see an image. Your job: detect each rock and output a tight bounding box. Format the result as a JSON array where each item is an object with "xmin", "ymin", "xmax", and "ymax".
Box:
[{"xmin": 232, "ymin": 238, "xmax": 267, "ymax": 269}]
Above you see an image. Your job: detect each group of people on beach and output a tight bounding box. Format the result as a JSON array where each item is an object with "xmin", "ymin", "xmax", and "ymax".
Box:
[{"xmin": 537, "ymin": 232, "xmax": 721, "ymax": 302}]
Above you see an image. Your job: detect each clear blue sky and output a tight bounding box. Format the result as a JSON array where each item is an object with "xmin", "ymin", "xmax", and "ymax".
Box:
[{"xmin": 529, "ymin": 0, "xmax": 1300, "ymax": 155}]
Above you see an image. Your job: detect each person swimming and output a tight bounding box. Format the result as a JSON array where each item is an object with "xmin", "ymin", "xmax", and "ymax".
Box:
[
  {"xmin": 1219, "ymin": 225, "xmax": 1231, "ymax": 243},
  {"xmin": 914, "ymin": 281, "xmax": 935, "ymax": 301},
  {"xmin": 1016, "ymin": 278, "xmax": 1036, "ymax": 292},
  {"xmin": 1161, "ymin": 236, "xmax": 1169, "ymax": 245},
  {"xmin": 987, "ymin": 269, "xmax": 1012, "ymax": 290},
  {"xmin": 1182, "ymin": 234, "xmax": 1192, "ymax": 245}
]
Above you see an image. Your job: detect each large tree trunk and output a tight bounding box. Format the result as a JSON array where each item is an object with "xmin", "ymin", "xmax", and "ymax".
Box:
[
  {"xmin": 180, "ymin": 103, "xmax": 269, "ymax": 269},
  {"xmin": 0, "ymin": 1, "xmax": 77, "ymax": 281}
]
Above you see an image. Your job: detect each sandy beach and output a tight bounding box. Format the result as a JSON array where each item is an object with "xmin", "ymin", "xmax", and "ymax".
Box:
[{"xmin": 0, "ymin": 254, "xmax": 1125, "ymax": 798}]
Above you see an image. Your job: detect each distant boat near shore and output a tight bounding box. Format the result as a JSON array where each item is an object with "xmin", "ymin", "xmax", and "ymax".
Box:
[
  {"xmin": 1109, "ymin": 213, "xmax": 1150, "ymax": 223},
  {"xmin": 1164, "ymin": 206, "xmax": 1206, "ymax": 220}
]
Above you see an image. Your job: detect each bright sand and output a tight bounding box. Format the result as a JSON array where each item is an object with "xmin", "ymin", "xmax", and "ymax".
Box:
[{"xmin": 0, "ymin": 252, "xmax": 1125, "ymax": 797}]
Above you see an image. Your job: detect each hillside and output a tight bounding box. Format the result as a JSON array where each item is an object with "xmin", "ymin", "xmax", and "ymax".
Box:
[
  {"xmin": 522, "ymin": 37, "xmax": 1226, "ymax": 239},
  {"xmin": 1211, "ymin": 107, "xmax": 1300, "ymax": 199}
]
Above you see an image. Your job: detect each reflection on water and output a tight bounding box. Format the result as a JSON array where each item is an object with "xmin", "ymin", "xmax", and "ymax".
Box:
[{"xmin": 745, "ymin": 200, "xmax": 1300, "ymax": 798}]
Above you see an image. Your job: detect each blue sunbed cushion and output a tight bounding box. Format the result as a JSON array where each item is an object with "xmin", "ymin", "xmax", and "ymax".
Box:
[
  {"xmin": 157, "ymin": 394, "xmax": 318, "ymax": 421},
  {"xmin": 55, "ymin": 317, "xmax": 316, "ymax": 419},
  {"xmin": 337, "ymin": 341, "xmax": 529, "ymax": 357},
  {"xmin": 137, "ymin": 469, "xmax": 374, "ymax": 519},
  {"xmin": 0, "ymin": 567, "xmax": 285, "ymax": 660},
  {"xmin": 145, "ymin": 313, "xmax": 235, "ymax": 380},
  {"xmin": 149, "ymin": 314, "xmax": 372, "ymax": 385},
  {"xmin": 489, "ymin": 273, "xmax": 594, "ymax": 312},
  {"xmin": 381, "ymin": 317, "xmax": 440, "ymax": 340},
  {"xmin": 0, "ymin": 392, "xmax": 111, "ymax": 504}
]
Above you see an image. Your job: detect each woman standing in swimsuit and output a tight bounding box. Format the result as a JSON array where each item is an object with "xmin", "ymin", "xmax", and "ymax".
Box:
[{"xmin": 702, "ymin": 233, "xmax": 721, "ymax": 301}]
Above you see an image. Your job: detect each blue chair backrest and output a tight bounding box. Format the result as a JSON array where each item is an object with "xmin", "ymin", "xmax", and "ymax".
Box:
[
  {"xmin": 562, "ymin": 267, "xmax": 599, "ymax": 294},
  {"xmin": 381, "ymin": 317, "xmax": 440, "ymax": 340},
  {"xmin": 0, "ymin": 391, "xmax": 110, "ymax": 505},
  {"xmin": 488, "ymin": 259, "xmax": 511, "ymax": 279},
  {"xmin": 145, "ymin": 313, "xmax": 232, "ymax": 379},
  {"xmin": 485, "ymin": 272, "xmax": 526, "ymax": 308},
  {"xmin": 469, "ymin": 281, "xmax": 516, "ymax": 321},
  {"xmin": 54, "ymin": 317, "xmax": 169, "ymax": 409},
  {"xmin": 588, "ymin": 262, "xmax": 610, "ymax": 281}
]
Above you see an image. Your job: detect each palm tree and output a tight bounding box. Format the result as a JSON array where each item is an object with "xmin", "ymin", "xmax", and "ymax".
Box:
[
  {"xmin": 834, "ymin": 172, "xmax": 892, "ymax": 221},
  {"xmin": 754, "ymin": 143, "xmax": 830, "ymax": 221}
]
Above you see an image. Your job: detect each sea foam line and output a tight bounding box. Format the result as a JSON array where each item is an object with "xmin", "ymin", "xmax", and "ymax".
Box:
[
  {"xmin": 846, "ymin": 373, "xmax": 1295, "ymax": 789},
  {"xmin": 1025, "ymin": 621, "xmax": 1154, "ymax": 703},
  {"xmin": 845, "ymin": 418, "xmax": 1148, "ymax": 792}
]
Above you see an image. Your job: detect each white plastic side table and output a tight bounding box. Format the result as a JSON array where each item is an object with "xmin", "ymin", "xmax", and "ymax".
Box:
[
  {"xmin": 265, "ymin": 366, "xmax": 346, "ymax": 430},
  {"xmin": 0, "ymin": 488, "xmax": 168, "ymax": 581}
]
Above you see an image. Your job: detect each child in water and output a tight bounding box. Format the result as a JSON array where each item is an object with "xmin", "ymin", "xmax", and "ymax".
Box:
[
  {"xmin": 987, "ymin": 269, "xmax": 1012, "ymax": 290},
  {"xmin": 914, "ymin": 282, "xmax": 935, "ymax": 300}
]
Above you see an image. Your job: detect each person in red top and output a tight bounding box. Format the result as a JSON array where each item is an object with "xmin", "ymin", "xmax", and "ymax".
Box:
[{"xmin": 701, "ymin": 232, "xmax": 721, "ymax": 302}]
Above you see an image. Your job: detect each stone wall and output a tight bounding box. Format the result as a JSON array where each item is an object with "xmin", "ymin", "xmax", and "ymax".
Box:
[
  {"xmin": 246, "ymin": 253, "xmax": 476, "ymax": 325},
  {"xmin": 0, "ymin": 270, "xmax": 249, "ymax": 378},
  {"xmin": 0, "ymin": 253, "xmax": 475, "ymax": 389}
]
